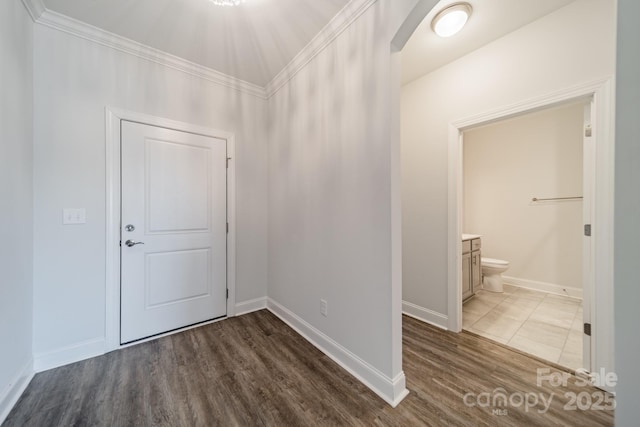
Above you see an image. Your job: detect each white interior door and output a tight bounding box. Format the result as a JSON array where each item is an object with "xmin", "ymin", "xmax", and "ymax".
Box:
[{"xmin": 120, "ymin": 121, "xmax": 227, "ymax": 344}]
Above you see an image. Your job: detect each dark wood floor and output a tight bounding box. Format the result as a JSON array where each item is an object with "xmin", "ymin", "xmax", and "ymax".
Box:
[{"xmin": 4, "ymin": 310, "xmax": 613, "ymax": 426}]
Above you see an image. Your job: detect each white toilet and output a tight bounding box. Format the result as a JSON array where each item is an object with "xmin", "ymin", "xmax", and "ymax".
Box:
[{"xmin": 481, "ymin": 257, "xmax": 510, "ymax": 293}]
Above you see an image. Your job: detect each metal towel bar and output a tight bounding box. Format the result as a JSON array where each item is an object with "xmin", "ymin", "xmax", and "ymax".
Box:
[{"xmin": 531, "ymin": 196, "xmax": 583, "ymax": 202}]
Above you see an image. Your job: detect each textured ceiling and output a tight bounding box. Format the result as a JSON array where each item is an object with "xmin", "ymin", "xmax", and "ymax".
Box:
[{"xmin": 42, "ymin": 0, "xmax": 350, "ymax": 87}]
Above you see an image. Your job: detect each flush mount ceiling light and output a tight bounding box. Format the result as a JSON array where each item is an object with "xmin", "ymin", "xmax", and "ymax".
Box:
[
  {"xmin": 431, "ymin": 3, "xmax": 472, "ymax": 38},
  {"xmin": 209, "ymin": 0, "xmax": 245, "ymax": 6}
]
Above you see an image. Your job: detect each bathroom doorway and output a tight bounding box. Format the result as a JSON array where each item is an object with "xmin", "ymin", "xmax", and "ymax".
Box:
[
  {"xmin": 459, "ymin": 100, "xmax": 589, "ymax": 370},
  {"xmin": 396, "ymin": 0, "xmax": 616, "ymax": 385},
  {"xmin": 446, "ymin": 79, "xmax": 615, "ymax": 384}
]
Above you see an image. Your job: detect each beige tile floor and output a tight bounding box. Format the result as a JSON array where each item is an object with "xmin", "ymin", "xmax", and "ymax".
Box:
[{"xmin": 463, "ymin": 284, "xmax": 583, "ymax": 370}]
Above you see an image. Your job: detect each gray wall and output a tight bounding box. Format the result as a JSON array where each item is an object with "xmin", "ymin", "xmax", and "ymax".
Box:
[
  {"xmin": 267, "ymin": 0, "xmax": 424, "ymax": 389},
  {"xmin": 32, "ymin": 24, "xmax": 268, "ymax": 359},
  {"xmin": 614, "ymin": 0, "xmax": 640, "ymax": 423},
  {"xmin": 0, "ymin": 0, "xmax": 33, "ymax": 418},
  {"xmin": 5, "ymin": 0, "xmax": 640, "ymax": 419}
]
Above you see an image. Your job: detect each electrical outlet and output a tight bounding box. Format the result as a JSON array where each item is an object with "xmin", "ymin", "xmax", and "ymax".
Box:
[{"xmin": 320, "ymin": 299, "xmax": 328, "ymax": 317}]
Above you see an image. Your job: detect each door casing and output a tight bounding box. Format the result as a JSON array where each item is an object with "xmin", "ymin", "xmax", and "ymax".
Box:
[
  {"xmin": 105, "ymin": 107, "xmax": 237, "ymax": 352},
  {"xmin": 446, "ymin": 78, "xmax": 615, "ymax": 386}
]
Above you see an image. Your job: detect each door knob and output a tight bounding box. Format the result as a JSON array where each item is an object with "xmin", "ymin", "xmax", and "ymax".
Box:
[{"xmin": 125, "ymin": 240, "xmax": 145, "ymax": 247}]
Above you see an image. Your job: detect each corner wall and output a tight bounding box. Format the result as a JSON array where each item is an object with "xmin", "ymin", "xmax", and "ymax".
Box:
[
  {"xmin": 266, "ymin": 0, "xmax": 424, "ymax": 405},
  {"xmin": 32, "ymin": 24, "xmax": 268, "ymax": 367},
  {"xmin": 0, "ymin": 0, "xmax": 34, "ymax": 421}
]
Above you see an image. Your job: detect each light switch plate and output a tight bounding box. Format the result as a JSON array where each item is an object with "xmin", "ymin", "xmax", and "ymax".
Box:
[{"xmin": 63, "ymin": 208, "xmax": 86, "ymax": 225}]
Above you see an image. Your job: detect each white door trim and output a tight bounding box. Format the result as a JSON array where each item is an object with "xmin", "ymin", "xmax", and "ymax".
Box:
[
  {"xmin": 447, "ymin": 78, "xmax": 615, "ymax": 377},
  {"xmin": 105, "ymin": 107, "xmax": 237, "ymax": 352}
]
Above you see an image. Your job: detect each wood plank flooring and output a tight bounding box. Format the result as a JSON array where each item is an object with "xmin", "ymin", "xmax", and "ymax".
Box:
[{"xmin": 3, "ymin": 311, "xmax": 614, "ymax": 426}]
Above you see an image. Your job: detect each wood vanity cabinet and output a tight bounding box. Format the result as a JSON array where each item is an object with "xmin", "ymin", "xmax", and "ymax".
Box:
[
  {"xmin": 462, "ymin": 249, "xmax": 472, "ymax": 300},
  {"xmin": 471, "ymin": 239, "xmax": 482, "ymax": 294},
  {"xmin": 462, "ymin": 238, "xmax": 482, "ymax": 301}
]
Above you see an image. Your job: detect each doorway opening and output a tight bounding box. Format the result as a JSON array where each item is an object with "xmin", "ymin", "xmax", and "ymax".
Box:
[
  {"xmin": 459, "ymin": 99, "xmax": 591, "ymax": 370},
  {"xmin": 446, "ymin": 79, "xmax": 614, "ymax": 381}
]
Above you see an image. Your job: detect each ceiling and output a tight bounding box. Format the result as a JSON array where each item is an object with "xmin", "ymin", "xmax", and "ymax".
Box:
[
  {"xmin": 41, "ymin": 0, "xmax": 350, "ymax": 87},
  {"xmin": 401, "ymin": 0, "xmax": 576, "ymax": 85},
  {"xmin": 39, "ymin": 0, "xmax": 577, "ymax": 88}
]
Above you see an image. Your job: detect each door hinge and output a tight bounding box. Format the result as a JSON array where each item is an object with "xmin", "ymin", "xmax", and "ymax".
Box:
[
  {"xmin": 584, "ymin": 224, "xmax": 591, "ymax": 237},
  {"xmin": 226, "ymin": 157, "xmax": 231, "ymax": 168},
  {"xmin": 226, "ymin": 289, "xmax": 229, "ymax": 299},
  {"xmin": 585, "ymin": 124, "xmax": 592, "ymax": 138},
  {"xmin": 227, "ymin": 222, "xmax": 229, "ymax": 233},
  {"xmin": 584, "ymin": 323, "xmax": 591, "ymax": 336}
]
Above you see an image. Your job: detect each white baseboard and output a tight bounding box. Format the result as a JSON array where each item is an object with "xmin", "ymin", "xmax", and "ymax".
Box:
[
  {"xmin": 266, "ymin": 298, "xmax": 409, "ymax": 407},
  {"xmin": 235, "ymin": 297, "xmax": 267, "ymax": 316},
  {"xmin": 34, "ymin": 337, "xmax": 105, "ymax": 373},
  {"xmin": 0, "ymin": 358, "xmax": 34, "ymax": 425},
  {"xmin": 502, "ymin": 276, "xmax": 583, "ymax": 300},
  {"xmin": 402, "ymin": 301, "xmax": 449, "ymax": 330}
]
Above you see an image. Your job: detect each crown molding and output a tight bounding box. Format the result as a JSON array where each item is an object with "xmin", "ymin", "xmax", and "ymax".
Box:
[
  {"xmin": 33, "ymin": 9, "xmax": 267, "ymax": 99},
  {"xmin": 24, "ymin": 0, "xmax": 376, "ymax": 100},
  {"xmin": 20, "ymin": 0, "xmax": 46, "ymax": 21},
  {"xmin": 264, "ymin": 0, "xmax": 378, "ymax": 98}
]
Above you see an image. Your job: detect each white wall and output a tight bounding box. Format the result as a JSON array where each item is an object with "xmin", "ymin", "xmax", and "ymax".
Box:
[
  {"xmin": 614, "ymin": 0, "xmax": 640, "ymax": 423},
  {"xmin": 401, "ymin": 0, "xmax": 616, "ymax": 320},
  {"xmin": 0, "ymin": 0, "xmax": 34, "ymax": 420},
  {"xmin": 6, "ymin": 0, "xmax": 640, "ymax": 418},
  {"xmin": 267, "ymin": 0, "xmax": 426, "ymax": 404},
  {"xmin": 17, "ymin": 0, "xmax": 640, "ymax": 418},
  {"xmin": 27, "ymin": 0, "xmax": 429, "ymax": 405},
  {"xmin": 32, "ymin": 25, "xmax": 268, "ymax": 360},
  {"xmin": 463, "ymin": 103, "xmax": 584, "ymax": 293}
]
